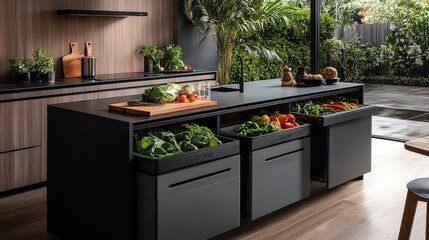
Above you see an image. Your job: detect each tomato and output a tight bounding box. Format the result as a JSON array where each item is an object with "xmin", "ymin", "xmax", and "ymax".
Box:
[
  {"xmin": 277, "ymin": 114, "xmax": 288, "ymax": 124},
  {"xmin": 287, "ymin": 113, "xmax": 296, "ymax": 123},
  {"xmin": 188, "ymin": 96, "xmax": 197, "ymax": 102},
  {"xmin": 269, "ymin": 116, "xmax": 279, "ymax": 123},
  {"xmin": 282, "ymin": 122, "xmax": 295, "ymax": 129},
  {"xmin": 178, "ymin": 95, "xmax": 187, "ymax": 103},
  {"xmin": 259, "ymin": 115, "xmax": 270, "ymax": 124},
  {"xmin": 269, "ymin": 116, "xmax": 281, "ymax": 127},
  {"xmin": 188, "ymin": 93, "xmax": 198, "ymax": 99},
  {"xmin": 293, "ymin": 122, "xmax": 300, "ymax": 127}
]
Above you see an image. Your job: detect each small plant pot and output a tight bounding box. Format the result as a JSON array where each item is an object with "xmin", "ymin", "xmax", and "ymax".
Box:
[
  {"xmin": 14, "ymin": 72, "xmax": 31, "ymax": 83},
  {"xmin": 39, "ymin": 72, "xmax": 55, "ymax": 83},
  {"xmin": 30, "ymin": 72, "xmax": 41, "ymax": 83},
  {"xmin": 144, "ymin": 57, "xmax": 153, "ymax": 73},
  {"xmin": 153, "ymin": 60, "xmax": 162, "ymax": 73}
]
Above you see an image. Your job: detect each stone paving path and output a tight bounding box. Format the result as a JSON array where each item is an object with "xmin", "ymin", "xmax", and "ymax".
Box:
[
  {"xmin": 364, "ymin": 83, "xmax": 429, "ymax": 112},
  {"xmin": 363, "ymin": 83, "xmax": 429, "ymax": 141}
]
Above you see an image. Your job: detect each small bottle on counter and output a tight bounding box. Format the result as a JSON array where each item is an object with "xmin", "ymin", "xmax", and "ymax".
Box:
[{"xmin": 281, "ymin": 66, "xmax": 293, "ymax": 86}]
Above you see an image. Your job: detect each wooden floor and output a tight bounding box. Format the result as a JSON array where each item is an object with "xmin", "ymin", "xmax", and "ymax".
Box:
[{"xmin": 0, "ymin": 138, "xmax": 428, "ymax": 240}]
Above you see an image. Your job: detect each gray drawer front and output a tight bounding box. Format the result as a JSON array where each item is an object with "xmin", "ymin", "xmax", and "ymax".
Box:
[
  {"xmin": 327, "ymin": 116, "xmax": 371, "ymax": 188},
  {"xmin": 249, "ymin": 138, "xmax": 310, "ymax": 220},
  {"xmin": 158, "ymin": 176, "xmax": 240, "ymax": 240},
  {"xmin": 136, "ymin": 155, "xmax": 241, "ymax": 240}
]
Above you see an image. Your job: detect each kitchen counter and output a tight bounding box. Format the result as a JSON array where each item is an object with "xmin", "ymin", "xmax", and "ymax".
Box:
[
  {"xmin": 51, "ymin": 79, "xmax": 364, "ymax": 126},
  {"xmin": 0, "ymin": 70, "xmax": 215, "ymax": 94}
]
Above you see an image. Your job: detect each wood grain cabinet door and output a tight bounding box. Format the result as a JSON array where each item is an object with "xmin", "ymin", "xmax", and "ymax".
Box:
[
  {"xmin": 0, "ymin": 147, "xmax": 42, "ymax": 192},
  {"xmin": 0, "ymin": 100, "xmax": 42, "ymax": 153}
]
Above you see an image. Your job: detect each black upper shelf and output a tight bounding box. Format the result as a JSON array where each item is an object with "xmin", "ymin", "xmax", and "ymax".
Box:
[{"xmin": 57, "ymin": 10, "xmax": 148, "ymax": 18}]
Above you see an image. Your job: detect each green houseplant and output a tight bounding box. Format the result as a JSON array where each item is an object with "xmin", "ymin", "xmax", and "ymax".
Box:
[
  {"xmin": 31, "ymin": 48, "xmax": 55, "ymax": 82},
  {"xmin": 8, "ymin": 57, "xmax": 32, "ymax": 82},
  {"xmin": 184, "ymin": 0, "xmax": 292, "ymax": 85},
  {"xmin": 151, "ymin": 48, "xmax": 165, "ymax": 73},
  {"xmin": 138, "ymin": 45, "xmax": 165, "ymax": 73},
  {"xmin": 163, "ymin": 44, "xmax": 184, "ymax": 70}
]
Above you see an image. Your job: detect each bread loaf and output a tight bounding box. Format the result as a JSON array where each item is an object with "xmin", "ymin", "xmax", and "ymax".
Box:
[{"xmin": 303, "ymin": 74, "xmax": 323, "ymax": 80}]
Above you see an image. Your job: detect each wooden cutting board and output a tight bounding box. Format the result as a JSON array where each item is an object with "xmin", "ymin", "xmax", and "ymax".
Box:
[
  {"xmin": 62, "ymin": 42, "xmax": 84, "ymax": 78},
  {"xmin": 108, "ymin": 100, "xmax": 217, "ymax": 116}
]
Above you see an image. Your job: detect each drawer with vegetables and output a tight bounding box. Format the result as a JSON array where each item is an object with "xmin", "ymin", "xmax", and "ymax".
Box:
[
  {"xmin": 220, "ymin": 111, "xmax": 311, "ymax": 220},
  {"xmin": 292, "ymin": 97, "xmax": 377, "ymax": 126},
  {"xmin": 220, "ymin": 112, "xmax": 310, "ymax": 152},
  {"xmin": 290, "ymin": 96, "xmax": 376, "ymax": 188},
  {"xmin": 133, "ymin": 123, "xmax": 239, "ymax": 174}
]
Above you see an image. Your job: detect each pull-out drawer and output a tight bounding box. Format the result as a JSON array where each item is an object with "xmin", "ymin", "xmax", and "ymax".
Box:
[
  {"xmin": 134, "ymin": 136, "xmax": 239, "ymax": 175},
  {"xmin": 136, "ymin": 155, "xmax": 240, "ymax": 240},
  {"xmin": 0, "ymin": 99, "xmax": 42, "ymax": 153},
  {"xmin": 243, "ymin": 138, "xmax": 311, "ymax": 220},
  {"xmin": 0, "ymin": 147, "xmax": 42, "ymax": 192},
  {"xmin": 293, "ymin": 105, "xmax": 377, "ymax": 127},
  {"xmin": 220, "ymin": 122, "xmax": 311, "ymax": 151},
  {"xmin": 293, "ymin": 105, "xmax": 376, "ymax": 188}
]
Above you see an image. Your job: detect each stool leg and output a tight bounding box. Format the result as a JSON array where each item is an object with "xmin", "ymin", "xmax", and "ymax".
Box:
[
  {"xmin": 399, "ymin": 190, "xmax": 418, "ymax": 240},
  {"xmin": 426, "ymin": 201, "xmax": 428, "ymax": 240}
]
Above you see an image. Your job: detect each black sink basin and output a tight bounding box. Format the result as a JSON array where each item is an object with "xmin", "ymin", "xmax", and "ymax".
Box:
[{"xmin": 211, "ymin": 87, "xmax": 239, "ymax": 92}]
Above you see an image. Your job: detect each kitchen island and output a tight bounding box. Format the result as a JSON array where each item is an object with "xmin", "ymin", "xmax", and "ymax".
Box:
[{"xmin": 47, "ymin": 79, "xmax": 376, "ymax": 240}]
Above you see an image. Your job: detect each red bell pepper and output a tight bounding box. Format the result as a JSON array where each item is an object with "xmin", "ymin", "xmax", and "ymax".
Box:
[{"xmin": 321, "ymin": 104, "xmax": 347, "ymax": 111}]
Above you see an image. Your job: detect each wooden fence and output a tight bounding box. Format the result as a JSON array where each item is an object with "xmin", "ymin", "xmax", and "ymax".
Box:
[
  {"xmin": 334, "ymin": 23, "xmax": 394, "ymax": 77},
  {"xmin": 335, "ymin": 23, "xmax": 393, "ymax": 47}
]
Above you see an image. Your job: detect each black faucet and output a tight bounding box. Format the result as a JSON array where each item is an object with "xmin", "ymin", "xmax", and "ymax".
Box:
[{"xmin": 237, "ymin": 55, "xmax": 244, "ymax": 93}]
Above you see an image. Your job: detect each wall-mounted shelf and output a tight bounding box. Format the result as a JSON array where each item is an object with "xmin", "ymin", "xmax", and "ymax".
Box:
[{"xmin": 57, "ymin": 10, "xmax": 148, "ymax": 18}]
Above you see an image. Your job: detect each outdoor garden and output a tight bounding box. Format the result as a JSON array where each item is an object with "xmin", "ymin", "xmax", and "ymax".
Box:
[{"xmin": 186, "ymin": 0, "xmax": 429, "ymax": 87}]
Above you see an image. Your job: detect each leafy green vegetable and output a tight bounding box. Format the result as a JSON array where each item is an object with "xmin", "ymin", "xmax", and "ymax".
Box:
[
  {"xmin": 136, "ymin": 136, "xmax": 155, "ymax": 153},
  {"xmin": 179, "ymin": 141, "xmax": 199, "ymax": 152},
  {"xmin": 235, "ymin": 121, "xmax": 281, "ymax": 136},
  {"xmin": 135, "ymin": 123, "xmax": 222, "ymax": 158},
  {"xmin": 168, "ymin": 57, "xmax": 184, "ymax": 70},
  {"xmin": 140, "ymin": 83, "xmax": 182, "ymax": 103}
]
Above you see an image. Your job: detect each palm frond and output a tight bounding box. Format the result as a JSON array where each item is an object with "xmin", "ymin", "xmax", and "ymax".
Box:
[{"xmin": 241, "ymin": 41, "xmax": 282, "ymax": 62}]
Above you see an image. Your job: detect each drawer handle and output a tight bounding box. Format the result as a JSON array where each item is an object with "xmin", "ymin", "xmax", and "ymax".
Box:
[
  {"xmin": 265, "ymin": 148, "xmax": 304, "ymax": 162},
  {"xmin": 169, "ymin": 168, "xmax": 231, "ymax": 189}
]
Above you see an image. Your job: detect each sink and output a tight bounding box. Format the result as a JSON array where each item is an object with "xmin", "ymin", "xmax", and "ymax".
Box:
[{"xmin": 211, "ymin": 87, "xmax": 239, "ymax": 92}]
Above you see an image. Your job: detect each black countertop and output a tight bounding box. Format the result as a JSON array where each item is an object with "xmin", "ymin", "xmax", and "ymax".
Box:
[
  {"xmin": 0, "ymin": 70, "xmax": 216, "ymax": 94},
  {"xmin": 50, "ymin": 79, "xmax": 364, "ymax": 128}
]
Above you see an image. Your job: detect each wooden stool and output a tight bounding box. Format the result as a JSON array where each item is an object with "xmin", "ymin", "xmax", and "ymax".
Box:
[{"xmin": 399, "ymin": 178, "xmax": 429, "ymax": 240}]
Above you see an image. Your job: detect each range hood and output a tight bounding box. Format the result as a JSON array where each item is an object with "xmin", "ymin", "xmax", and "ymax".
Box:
[{"xmin": 57, "ymin": 10, "xmax": 148, "ymax": 18}]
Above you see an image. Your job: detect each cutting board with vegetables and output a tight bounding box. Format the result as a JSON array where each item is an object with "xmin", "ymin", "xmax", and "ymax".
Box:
[
  {"xmin": 62, "ymin": 42, "xmax": 84, "ymax": 78},
  {"xmin": 108, "ymin": 100, "xmax": 217, "ymax": 116}
]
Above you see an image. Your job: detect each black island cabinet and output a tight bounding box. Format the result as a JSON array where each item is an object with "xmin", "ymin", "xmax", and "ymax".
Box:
[{"xmin": 47, "ymin": 79, "xmax": 375, "ymax": 239}]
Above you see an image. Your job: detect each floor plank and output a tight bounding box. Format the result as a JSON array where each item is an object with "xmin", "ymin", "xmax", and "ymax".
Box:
[{"xmin": 0, "ymin": 138, "xmax": 428, "ymax": 240}]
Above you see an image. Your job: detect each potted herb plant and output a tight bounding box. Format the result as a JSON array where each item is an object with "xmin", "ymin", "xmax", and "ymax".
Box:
[
  {"xmin": 31, "ymin": 48, "xmax": 55, "ymax": 82},
  {"xmin": 163, "ymin": 44, "xmax": 184, "ymax": 70},
  {"xmin": 151, "ymin": 48, "xmax": 165, "ymax": 73},
  {"xmin": 8, "ymin": 57, "xmax": 32, "ymax": 82},
  {"xmin": 138, "ymin": 45, "xmax": 164, "ymax": 72}
]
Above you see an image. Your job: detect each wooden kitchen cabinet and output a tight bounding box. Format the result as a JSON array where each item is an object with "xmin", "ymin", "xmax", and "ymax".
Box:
[
  {"xmin": 0, "ymin": 99, "xmax": 42, "ymax": 153},
  {"xmin": 0, "ymin": 147, "xmax": 42, "ymax": 192},
  {"xmin": 98, "ymin": 86, "xmax": 149, "ymax": 99}
]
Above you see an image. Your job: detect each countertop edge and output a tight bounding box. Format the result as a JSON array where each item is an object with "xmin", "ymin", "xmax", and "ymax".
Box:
[{"xmin": 0, "ymin": 70, "xmax": 216, "ymax": 95}]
